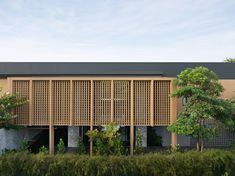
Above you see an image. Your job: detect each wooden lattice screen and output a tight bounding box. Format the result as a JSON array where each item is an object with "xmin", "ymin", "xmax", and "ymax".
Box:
[
  {"xmin": 13, "ymin": 80, "xmax": 30, "ymax": 125},
  {"xmin": 73, "ymin": 80, "xmax": 91, "ymax": 126},
  {"xmin": 154, "ymin": 80, "xmax": 171, "ymax": 125},
  {"xmin": 93, "ymin": 81, "xmax": 111, "ymax": 125},
  {"xmin": 11, "ymin": 78, "xmax": 173, "ymax": 126},
  {"xmin": 133, "ymin": 81, "xmax": 151, "ymax": 125},
  {"xmin": 114, "ymin": 81, "xmax": 131, "ymax": 125},
  {"xmin": 32, "ymin": 80, "xmax": 50, "ymax": 125},
  {"xmin": 52, "ymin": 80, "xmax": 70, "ymax": 125}
]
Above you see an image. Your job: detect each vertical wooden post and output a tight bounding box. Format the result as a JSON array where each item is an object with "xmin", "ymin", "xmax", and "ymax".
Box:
[
  {"xmin": 130, "ymin": 80, "xmax": 134, "ymax": 156},
  {"xmin": 29, "ymin": 80, "xmax": 33, "ymax": 126},
  {"xmin": 150, "ymin": 80, "xmax": 154, "ymax": 127},
  {"xmin": 111, "ymin": 80, "xmax": 114, "ymax": 122},
  {"xmin": 70, "ymin": 80, "xmax": 73, "ymax": 126},
  {"xmin": 49, "ymin": 80, "xmax": 54, "ymax": 155},
  {"xmin": 49, "ymin": 125, "xmax": 54, "ymax": 154},
  {"xmin": 170, "ymin": 80, "xmax": 177, "ymax": 147},
  {"xmin": 90, "ymin": 80, "xmax": 94, "ymax": 156}
]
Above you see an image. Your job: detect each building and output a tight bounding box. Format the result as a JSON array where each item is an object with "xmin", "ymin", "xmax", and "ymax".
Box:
[{"xmin": 0, "ymin": 62, "xmax": 235, "ymax": 154}]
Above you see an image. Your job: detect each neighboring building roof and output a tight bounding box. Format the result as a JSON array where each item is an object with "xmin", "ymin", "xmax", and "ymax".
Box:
[{"xmin": 0, "ymin": 62, "xmax": 234, "ymax": 79}]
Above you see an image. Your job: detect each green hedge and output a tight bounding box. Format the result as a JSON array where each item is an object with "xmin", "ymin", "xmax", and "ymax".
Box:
[{"xmin": 1, "ymin": 149, "xmax": 235, "ymax": 176}]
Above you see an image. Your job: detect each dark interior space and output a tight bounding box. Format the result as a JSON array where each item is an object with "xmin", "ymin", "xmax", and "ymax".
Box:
[
  {"xmin": 147, "ymin": 127, "xmax": 162, "ymax": 146},
  {"xmin": 55, "ymin": 127, "xmax": 68, "ymax": 149}
]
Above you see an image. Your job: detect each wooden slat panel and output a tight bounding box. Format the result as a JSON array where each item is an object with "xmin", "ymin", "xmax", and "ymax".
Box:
[
  {"xmin": 32, "ymin": 80, "xmax": 49, "ymax": 125},
  {"xmin": 94, "ymin": 80, "xmax": 111, "ymax": 125},
  {"xmin": 52, "ymin": 80, "xmax": 70, "ymax": 125},
  {"xmin": 12, "ymin": 80, "xmax": 30, "ymax": 125},
  {"xmin": 113, "ymin": 80, "xmax": 131, "ymax": 125},
  {"xmin": 133, "ymin": 80, "xmax": 151, "ymax": 125},
  {"xmin": 154, "ymin": 80, "xmax": 171, "ymax": 125},
  {"xmin": 73, "ymin": 80, "xmax": 91, "ymax": 126}
]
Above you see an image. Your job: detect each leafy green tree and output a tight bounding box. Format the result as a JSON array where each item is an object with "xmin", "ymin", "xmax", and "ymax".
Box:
[
  {"xmin": 224, "ymin": 57, "xmax": 235, "ymax": 63},
  {"xmin": 0, "ymin": 89, "xmax": 27, "ymax": 129},
  {"xmin": 167, "ymin": 66, "xmax": 235, "ymax": 151}
]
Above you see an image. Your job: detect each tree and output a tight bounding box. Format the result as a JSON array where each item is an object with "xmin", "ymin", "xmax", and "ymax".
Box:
[
  {"xmin": 167, "ymin": 67, "xmax": 235, "ymax": 151},
  {"xmin": 0, "ymin": 89, "xmax": 27, "ymax": 129},
  {"xmin": 224, "ymin": 57, "xmax": 235, "ymax": 63}
]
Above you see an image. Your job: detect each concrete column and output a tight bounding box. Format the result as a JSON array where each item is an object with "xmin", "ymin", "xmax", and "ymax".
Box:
[
  {"xmin": 68, "ymin": 126, "xmax": 80, "ymax": 147},
  {"xmin": 136, "ymin": 126, "xmax": 147, "ymax": 147}
]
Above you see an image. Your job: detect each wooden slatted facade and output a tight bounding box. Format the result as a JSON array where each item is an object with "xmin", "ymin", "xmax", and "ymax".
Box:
[{"xmin": 10, "ymin": 77, "xmax": 175, "ymax": 127}]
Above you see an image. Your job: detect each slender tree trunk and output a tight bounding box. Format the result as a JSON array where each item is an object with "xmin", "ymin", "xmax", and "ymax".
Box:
[
  {"xmin": 200, "ymin": 139, "xmax": 204, "ymax": 152},
  {"xmin": 196, "ymin": 139, "xmax": 200, "ymax": 151}
]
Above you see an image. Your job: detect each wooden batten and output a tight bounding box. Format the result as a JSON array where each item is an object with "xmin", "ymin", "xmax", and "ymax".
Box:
[
  {"xmin": 29, "ymin": 80, "xmax": 33, "ymax": 126},
  {"xmin": 130, "ymin": 80, "xmax": 134, "ymax": 156},
  {"xmin": 150, "ymin": 80, "xmax": 154, "ymax": 126},
  {"xmin": 170, "ymin": 80, "xmax": 177, "ymax": 147},
  {"xmin": 90, "ymin": 80, "xmax": 94, "ymax": 156},
  {"xmin": 49, "ymin": 80, "xmax": 54, "ymax": 154}
]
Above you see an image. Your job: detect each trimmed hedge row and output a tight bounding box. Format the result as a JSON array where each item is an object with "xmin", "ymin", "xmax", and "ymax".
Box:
[{"xmin": 0, "ymin": 149, "xmax": 235, "ymax": 176}]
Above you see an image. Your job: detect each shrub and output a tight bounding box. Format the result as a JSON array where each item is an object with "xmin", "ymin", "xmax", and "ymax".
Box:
[
  {"xmin": 0, "ymin": 149, "xmax": 235, "ymax": 176},
  {"xmin": 39, "ymin": 146, "xmax": 48, "ymax": 154},
  {"xmin": 57, "ymin": 138, "xmax": 65, "ymax": 154},
  {"xmin": 18, "ymin": 138, "xmax": 29, "ymax": 152},
  {"xmin": 76, "ymin": 136, "xmax": 86, "ymax": 154},
  {"xmin": 135, "ymin": 129, "xmax": 143, "ymax": 154},
  {"xmin": 86, "ymin": 123, "xmax": 124, "ymax": 155}
]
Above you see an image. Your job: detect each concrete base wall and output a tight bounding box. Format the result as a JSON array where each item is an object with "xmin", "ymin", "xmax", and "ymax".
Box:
[
  {"xmin": 0, "ymin": 128, "xmax": 41, "ymax": 152},
  {"xmin": 68, "ymin": 126, "xmax": 80, "ymax": 148}
]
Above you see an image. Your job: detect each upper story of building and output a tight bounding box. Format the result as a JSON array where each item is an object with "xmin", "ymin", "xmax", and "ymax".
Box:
[{"xmin": 0, "ymin": 62, "xmax": 234, "ymax": 127}]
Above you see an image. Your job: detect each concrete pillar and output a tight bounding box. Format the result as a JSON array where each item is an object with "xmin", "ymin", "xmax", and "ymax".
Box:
[
  {"xmin": 136, "ymin": 126, "xmax": 147, "ymax": 147},
  {"xmin": 68, "ymin": 126, "xmax": 80, "ymax": 147}
]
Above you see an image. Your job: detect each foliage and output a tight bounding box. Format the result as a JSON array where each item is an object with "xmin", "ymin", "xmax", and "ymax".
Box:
[
  {"xmin": 18, "ymin": 138, "xmax": 29, "ymax": 152},
  {"xmin": 1, "ymin": 149, "xmax": 235, "ymax": 176},
  {"xmin": 39, "ymin": 146, "xmax": 48, "ymax": 154},
  {"xmin": 167, "ymin": 66, "xmax": 235, "ymax": 151},
  {"xmin": 57, "ymin": 138, "xmax": 65, "ymax": 154},
  {"xmin": 135, "ymin": 129, "xmax": 143, "ymax": 154},
  {"xmin": 166, "ymin": 144, "xmax": 180, "ymax": 154},
  {"xmin": 224, "ymin": 57, "xmax": 235, "ymax": 63},
  {"xmin": 0, "ymin": 90, "xmax": 27, "ymax": 129},
  {"xmin": 86, "ymin": 123, "xmax": 124, "ymax": 155},
  {"xmin": 76, "ymin": 136, "xmax": 86, "ymax": 154}
]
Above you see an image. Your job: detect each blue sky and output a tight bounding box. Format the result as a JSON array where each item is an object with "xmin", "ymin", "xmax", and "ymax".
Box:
[{"xmin": 0, "ymin": 0, "xmax": 235, "ymax": 62}]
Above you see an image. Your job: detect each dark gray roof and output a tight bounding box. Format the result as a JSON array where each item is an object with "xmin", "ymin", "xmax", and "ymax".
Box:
[{"xmin": 0, "ymin": 62, "xmax": 234, "ymax": 79}]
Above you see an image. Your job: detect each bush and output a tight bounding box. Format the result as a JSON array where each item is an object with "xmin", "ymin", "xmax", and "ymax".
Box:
[
  {"xmin": 135, "ymin": 129, "xmax": 143, "ymax": 154},
  {"xmin": 39, "ymin": 146, "xmax": 48, "ymax": 154},
  {"xmin": 76, "ymin": 136, "xmax": 86, "ymax": 154},
  {"xmin": 0, "ymin": 149, "xmax": 235, "ymax": 176},
  {"xmin": 57, "ymin": 138, "xmax": 65, "ymax": 154},
  {"xmin": 18, "ymin": 138, "xmax": 29, "ymax": 152},
  {"xmin": 86, "ymin": 123, "xmax": 124, "ymax": 155}
]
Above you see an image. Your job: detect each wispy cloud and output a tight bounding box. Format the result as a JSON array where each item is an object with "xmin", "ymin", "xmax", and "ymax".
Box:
[{"xmin": 0, "ymin": 0, "xmax": 235, "ymax": 62}]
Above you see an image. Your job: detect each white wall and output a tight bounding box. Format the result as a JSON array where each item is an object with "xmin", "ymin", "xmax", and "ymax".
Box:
[{"xmin": 68, "ymin": 126, "xmax": 80, "ymax": 148}]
